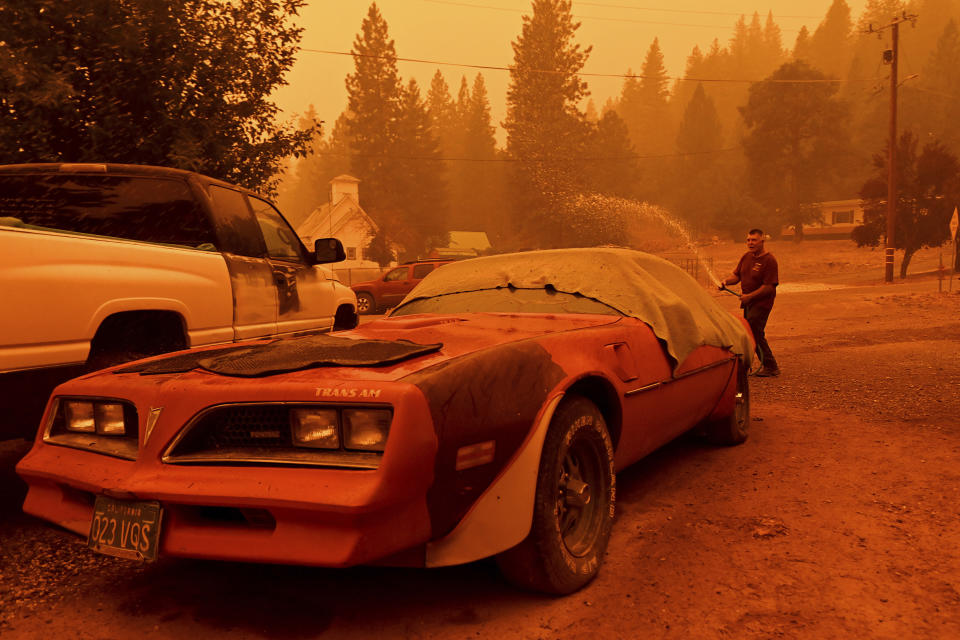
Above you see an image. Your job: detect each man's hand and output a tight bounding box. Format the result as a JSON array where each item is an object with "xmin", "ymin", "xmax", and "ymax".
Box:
[{"xmin": 717, "ymin": 281, "xmax": 726, "ymax": 291}]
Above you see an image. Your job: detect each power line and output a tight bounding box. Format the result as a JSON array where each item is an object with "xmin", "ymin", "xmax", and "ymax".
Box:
[
  {"xmin": 572, "ymin": 1, "xmax": 821, "ymax": 20},
  {"xmin": 423, "ymin": 0, "xmax": 813, "ymax": 32},
  {"xmin": 315, "ymin": 146, "xmax": 742, "ymax": 163},
  {"xmin": 302, "ymin": 48, "xmax": 882, "ymax": 85}
]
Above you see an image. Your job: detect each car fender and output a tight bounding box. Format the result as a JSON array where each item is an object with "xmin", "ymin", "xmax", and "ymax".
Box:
[
  {"xmin": 331, "ymin": 280, "xmax": 359, "ymax": 311},
  {"xmin": 425, "ymin": 390, "xmax": 564, "ymax": 567}
]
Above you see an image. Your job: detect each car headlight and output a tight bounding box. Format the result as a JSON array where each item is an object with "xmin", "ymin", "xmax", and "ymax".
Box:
[
  {"xmin": 96, "ymin": 403, "xmax": 127, "ymax": 435},
  {"xmin": 65, "ymin": 401, "xmax": 96, "ymax": 433},
  {"xmin": 290, "ymin": 408, "xmax": 340, "ymax": 449},
  {"xmin": 343, "ymin": 409, "xmax": 391, "ymax": 452},
  {"xmin": 64, "ymin": 400, "xmax": 128, "ymax": 436}
]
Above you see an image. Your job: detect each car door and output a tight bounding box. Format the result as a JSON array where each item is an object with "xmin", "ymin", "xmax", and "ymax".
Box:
[
  {"xmin": 378, "ymin": 265, "xmax": 413, "ymax": 307},
  {"xmin": 247, "ymin": 195, "xmax": 336, "ymax": 334},
  {"xmin": 207, "ymin": 185, "xmax": 278, "ymax": 340}
]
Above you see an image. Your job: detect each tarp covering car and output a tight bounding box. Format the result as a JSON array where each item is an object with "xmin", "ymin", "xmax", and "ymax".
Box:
[{"xmin": 393, "ymin": 247, "xmax": 752, "ymax": 371}]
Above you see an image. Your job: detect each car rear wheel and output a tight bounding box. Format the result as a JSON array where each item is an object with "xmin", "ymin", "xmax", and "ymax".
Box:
[
  {"xmin": 704, "ymin": 359, "xmax": 750, "ymax": 446},
  {"xmin": 356, "ymin": 292, "xmax": 375, "ymax": 315},
  {"xmin": 496, "ymin": 395, "xmax": 615, "ymax": 594}
]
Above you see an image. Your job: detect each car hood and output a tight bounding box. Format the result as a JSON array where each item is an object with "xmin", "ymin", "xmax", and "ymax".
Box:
[{"xmin": 102, "ymin": 312, "xmax": 622, "ymax": 387}]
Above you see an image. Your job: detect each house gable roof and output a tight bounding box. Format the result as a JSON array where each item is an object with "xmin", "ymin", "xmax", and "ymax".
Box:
[{"xmin": 297, "ymin": 193, "xmax": 377, "ymax": 242}]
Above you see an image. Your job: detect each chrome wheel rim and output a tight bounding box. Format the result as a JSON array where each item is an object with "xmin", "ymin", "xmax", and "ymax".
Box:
[{"xmin": 556, "ymin": 435, "xmax": 605, "ymax": 556}]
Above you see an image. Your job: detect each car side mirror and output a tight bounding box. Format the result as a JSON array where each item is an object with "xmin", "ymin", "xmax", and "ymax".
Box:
[{"xmin": 314, "ymin": 237, "xmax": 346, "ymax": 264}]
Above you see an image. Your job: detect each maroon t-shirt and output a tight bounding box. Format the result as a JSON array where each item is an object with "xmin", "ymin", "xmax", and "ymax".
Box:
[{"xmin": 734, "ymin": 250, "xmax": 779, "ymax": 310}]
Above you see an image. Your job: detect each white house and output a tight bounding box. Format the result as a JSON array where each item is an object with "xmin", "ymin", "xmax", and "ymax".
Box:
[
  {"xmin": 781, "ymin": 199, "xmax": 865, "ymax": 240},
  {"xmin": 297, "ymin": 175, "xmax": 380, "ymax": 269},
  {"xmin": 427, "ymin": 231, "xmax": 492, "ymax": 259}
]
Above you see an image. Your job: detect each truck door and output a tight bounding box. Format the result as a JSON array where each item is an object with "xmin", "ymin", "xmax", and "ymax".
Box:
[
  {"xmin": 248, "ymin": 195, "xmax": 336, "ymax": 335},
  {"xmin": 207, "ymin": 186, "xmax": 278, "ymax": 340},
  {"xmin": 379, "ymin": 266, "xmax": 413, "ymax": 308}
]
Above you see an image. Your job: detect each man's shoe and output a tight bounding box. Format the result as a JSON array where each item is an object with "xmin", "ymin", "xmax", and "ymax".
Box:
[{"xmin": 755, "ymin": 367, "xmax": 780, "ymax": 377}]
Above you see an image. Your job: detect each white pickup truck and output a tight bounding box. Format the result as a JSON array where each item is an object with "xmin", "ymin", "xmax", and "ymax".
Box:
[{"xmin": 0, "ymin": 163, "xmax": 358, "ymax": 438}]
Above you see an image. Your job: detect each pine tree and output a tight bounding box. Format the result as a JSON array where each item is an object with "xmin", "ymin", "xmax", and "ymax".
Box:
[
  {"xmin": 808, "ymin": 0, "xmax": 854, "ymax": 78},
  {"xmin": 392, "ymin": 78, "xmax": 448, "ymax": 257},
  {"xmin": 616, "ymin": 70, "xmax": 643, "ymax": 145},
  {"xmin": 763, "ymin": 12, "xmax": 785, "ymax": 63},
  {"xmin": 503, "ymin": 0, "xmax": 592, "ymax": 247},
  {"xmin": 793, "ymin": 26, "xmax": 813, "ymax": 62},
  {"xmin": 671, "ymin": 84, "xmax": 726, "ymax": 234},
  {"xmin": 585, "ymin": 110, "xmax": 638, "ymax": 199},
  {"xmin": 344, "ymin": 3, "xmax": 403, "ymax": 216},
  {"xmin": 426, "ymin": 70, "xmax": 459, "ymax": 161},
  {"xmin": 914, "ymin": 20, "xmax": 960, "ymax": 153},
  {"xmin": 456, "ymin": 73, "xmax": 504, "ymax": 235},
  {"xmin": 638, "ymin": 38, "xmax": 672, "ymax": 153}
]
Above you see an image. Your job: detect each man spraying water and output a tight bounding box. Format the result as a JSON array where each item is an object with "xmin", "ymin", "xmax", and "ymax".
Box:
[{"xmin": 719, "ymin": 228, "xmax": 781, "ymax": 377}]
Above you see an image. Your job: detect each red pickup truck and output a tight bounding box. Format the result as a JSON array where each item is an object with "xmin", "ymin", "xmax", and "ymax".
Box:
[{"xmin": 350, "ymin": 259, "xmax": 454, "ymax": 314}]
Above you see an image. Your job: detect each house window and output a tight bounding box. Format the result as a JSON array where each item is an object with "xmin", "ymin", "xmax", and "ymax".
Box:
[
  {"xmin": 347, "ymin": 247, "xmax": 357, "ymax": 260},
  {"xmin": 832, "ymin": 210, "xmax": 854, "ymax": 225}
]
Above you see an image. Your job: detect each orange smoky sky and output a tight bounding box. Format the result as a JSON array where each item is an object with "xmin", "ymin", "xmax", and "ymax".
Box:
[{"xmin": 272, "ymin": 0, "xmax": 869, "ymax": 140}]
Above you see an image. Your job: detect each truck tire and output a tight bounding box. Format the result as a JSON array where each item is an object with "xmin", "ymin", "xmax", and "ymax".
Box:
[
  {"xmin": 333, "ymin": 305, "xmax": 359, "ymax": 331},
  {"xmin": 355, "ymin": 293, "xmax": 376, "ymax": 315}
]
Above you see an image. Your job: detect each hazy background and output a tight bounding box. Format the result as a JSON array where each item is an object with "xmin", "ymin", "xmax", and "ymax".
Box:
[{"xmin": 273, "ymin": 0, "xmax": 868, "ymax": 139}]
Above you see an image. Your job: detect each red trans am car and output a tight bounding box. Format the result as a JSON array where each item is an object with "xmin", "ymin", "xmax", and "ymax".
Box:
[{"xmin": 17, "ymin": 248, "xmax": 753, "ymax": 594}]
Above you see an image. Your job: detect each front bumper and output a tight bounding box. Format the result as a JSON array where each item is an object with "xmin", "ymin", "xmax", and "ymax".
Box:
[{"xmin": 16, "ymin": 378, "xmax": 438, "ymax": 568}]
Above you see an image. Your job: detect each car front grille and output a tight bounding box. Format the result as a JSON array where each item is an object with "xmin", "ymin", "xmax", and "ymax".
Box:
[
  {"xmin": 189, "ymin": 405, "xmax": 292, "ymax": 449},
  {"xmin": 163, "ymin": 403, "xmax": 385, "ymax": 470}
]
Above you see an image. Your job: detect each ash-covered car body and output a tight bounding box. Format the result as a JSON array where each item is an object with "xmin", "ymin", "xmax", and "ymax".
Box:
[{"xmin": 17, "ymin": 248, "xmax": 753, "ymax": 594}]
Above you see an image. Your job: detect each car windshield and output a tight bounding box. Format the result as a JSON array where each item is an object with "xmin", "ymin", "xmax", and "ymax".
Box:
[{"xmin": 391, "ymin": 286, "xmax": 623, "ymax": 316}]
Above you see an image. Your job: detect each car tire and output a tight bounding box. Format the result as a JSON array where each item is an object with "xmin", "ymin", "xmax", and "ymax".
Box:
[
  {"xmin": 496, "ymin": 394, "xmax": 615, "ymax": 595},
  {"xmin": 356, "ymin": 292, "xmax": 375, "ymax": 315},
  {"xmin": 704, "ymin": 359, "xmax": 750, "ymax": 446}
]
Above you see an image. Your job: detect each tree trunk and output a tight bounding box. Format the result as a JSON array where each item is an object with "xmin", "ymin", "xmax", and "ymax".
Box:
[{"xmin": 900, "ymin": 246, "xmax": 917, "ymax": 279}]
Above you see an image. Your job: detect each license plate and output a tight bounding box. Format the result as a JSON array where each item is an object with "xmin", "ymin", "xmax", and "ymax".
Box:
[{"xmin": 88, "ymin": 495, "xmax": 163, "ymax": 562}]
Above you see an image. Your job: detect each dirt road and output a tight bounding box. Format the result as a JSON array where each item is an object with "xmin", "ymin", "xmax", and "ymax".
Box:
[{"xmin": 2, "ymin": 240, "xmax": 959, "ymax": 639}]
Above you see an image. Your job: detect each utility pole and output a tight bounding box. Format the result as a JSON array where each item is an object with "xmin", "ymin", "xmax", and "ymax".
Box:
[{"xmin": 868, "ymin": 12, "xmax": 918, "ymax": 283}]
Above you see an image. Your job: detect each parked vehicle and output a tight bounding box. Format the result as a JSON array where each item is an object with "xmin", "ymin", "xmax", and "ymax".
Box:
[
  {"xmin": 0, "ymin": 163, "xmax": 357, "ymax": 439},
  {"xmin": 17, "ymin": 248, "xmax": 753, "ymax": 594},
  {"xmin": 350, "ymin": 259, "xmax": 454, "ymax": 314}
]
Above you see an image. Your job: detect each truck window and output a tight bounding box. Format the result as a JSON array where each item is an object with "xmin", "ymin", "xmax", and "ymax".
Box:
[
  {"xmin": 412, "ymin": 264, "xmax": 434, "ymax": 279},
  {"xmin": 207, "ymin": 186, "xmax": 266, "ymax": 258},
  {"xmin": 0, "ymin": 174, "xmax": 216, "ymax": 248},
  {"xmin": 248, "ymin": 196, "xmax": 303, "ymax": 262},
  {"xmin": 384, "ymin": 267, "xmax": 409, "ymax": 282}
]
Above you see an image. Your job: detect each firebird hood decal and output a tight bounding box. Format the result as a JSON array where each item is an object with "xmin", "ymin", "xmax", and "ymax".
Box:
[
  {"xmin": 115, "ymin": 334, "xmax": 442, "ymax": 377},
  {"xmin": 395, "ymin": 247, "xmax": 752, "ymax": 369}
]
